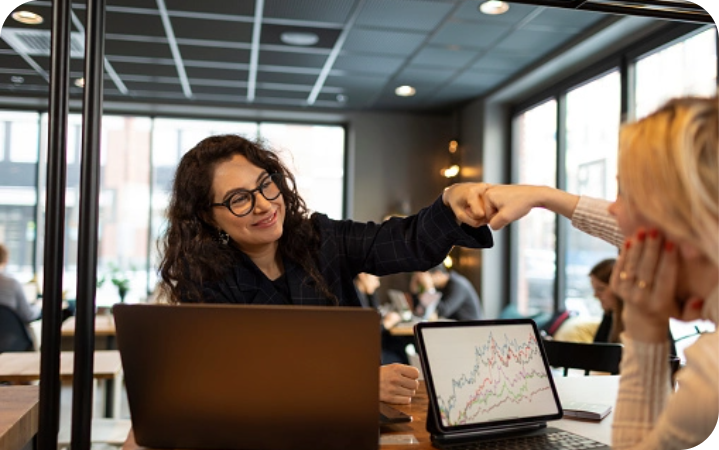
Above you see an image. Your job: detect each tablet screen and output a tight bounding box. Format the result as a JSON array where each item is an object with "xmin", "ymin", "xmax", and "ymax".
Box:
[{"xmin": 417, "ymin": 321, "xmax": 562, "ymax": 431}]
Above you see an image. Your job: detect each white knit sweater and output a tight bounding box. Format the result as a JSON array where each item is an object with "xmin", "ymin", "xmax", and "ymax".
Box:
[{"xmin": 572, "ymin": 196, "xmax": 719, "ymax": 450}]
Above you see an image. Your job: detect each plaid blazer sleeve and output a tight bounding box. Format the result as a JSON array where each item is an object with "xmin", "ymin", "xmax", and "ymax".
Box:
[{"xmin": 315, "ymin": 195, "xmax": 493, "ymax": 280}]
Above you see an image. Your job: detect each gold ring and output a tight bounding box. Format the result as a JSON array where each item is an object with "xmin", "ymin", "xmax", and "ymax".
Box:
[
  {"xmin": 637, "ymin": 280, "xmax": 649, "ymax": 289},
  {"xmin": 620, "ymin": 271, "xmax": 631, "ymax": 280}
]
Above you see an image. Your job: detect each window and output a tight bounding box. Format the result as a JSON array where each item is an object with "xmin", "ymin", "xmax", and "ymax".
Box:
[
  {"xmin": 513, "ymin": 99, "xmax": 557, "ymax": 315},
  {"xmin": 0, "ymin": 111, "xmax": 40, "ymax": 284},
  {"xmin": 511, "ymin": 26, "xmax": 716, "ymax": 319},
  {"xmin": 94, "ymin": 116, "xmax": 153, "ymax": 306},
  {"xmin": 564, "ymin": 71, "xmax": 621, "ymax": 316},
  {"xmin": 634, "ymin": 28, "xmax": 717, "ymax": 120}
]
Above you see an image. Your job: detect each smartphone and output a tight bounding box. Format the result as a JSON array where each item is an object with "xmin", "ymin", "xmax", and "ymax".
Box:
[{"xmin": 379, "ymin": 403, "xmax": 413, "ymax": 424}]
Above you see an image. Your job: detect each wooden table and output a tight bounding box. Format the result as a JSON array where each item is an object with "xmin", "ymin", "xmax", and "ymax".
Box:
[
  {"xmin": 62, "ymin": 315, "xmax": 117, "ymax": 350},
  {"xmin": 0, "ymin": 351, "xmax": 123, "ymax": 419},
  {"xmin": 0, "ymin": 386, "xmax": 39, "ymax": 450},
  {"xmin": 388, "ymin": 321, "xmax": 416, "ymax": 337},
  {"xmin": 122, "ymin": 376, "xmax": 618, "ymax": 450},
  {"xmin": 378, "ymin": 376, "xmax": 616, "ymax": 448}
]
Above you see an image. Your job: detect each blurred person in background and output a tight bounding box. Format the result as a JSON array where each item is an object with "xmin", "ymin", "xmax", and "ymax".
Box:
[
  {"xmin": 410, "ymin": 264, "xmax": 483, "ymax": 321},
  {"xmin": 0, "ymin": 243, "xmax": 41, "ymax": 323}
]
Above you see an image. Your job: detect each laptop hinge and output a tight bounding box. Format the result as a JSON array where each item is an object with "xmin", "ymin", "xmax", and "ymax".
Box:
[{"xmin": 426, "ymin": 406, "xmax": 547, "ymax": 444}]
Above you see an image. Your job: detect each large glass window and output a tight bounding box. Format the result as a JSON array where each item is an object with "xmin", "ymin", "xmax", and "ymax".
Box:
[
  {"xmin": 564, "ymin": 71, "xmax": 621, "ymax": 316},
  {"xmin": 95, "ymin": 116, "xmax": 153, "ymax": 306},
  {"xmin": 511, "ymin": 27, "xmax": 717, "ymax": 320},
  {"xmin": 513, "ymin": 99, "xmax": 557, "ymax": 315},
  {"xmin": 0, "ymin": 111, "xmax": 40, "ymax": 284},
  {"xmin": 635, "ymin": 28, "xmax": 717, "ymax": 120}
]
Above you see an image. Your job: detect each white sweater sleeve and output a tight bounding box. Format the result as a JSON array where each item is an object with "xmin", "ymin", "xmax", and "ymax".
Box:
[
  {"xmin": 612, "ymin": 332, "xmax": 719, "ymax": 449},
  {"xmin": 570, "ymin": 196, "xmax": 624, "ymax": 248}
]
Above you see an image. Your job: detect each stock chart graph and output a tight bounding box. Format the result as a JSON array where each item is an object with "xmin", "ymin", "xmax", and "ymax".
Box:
[{"xmin": 422, "ymin": 324, "xmax": 559, "ymax": 427}]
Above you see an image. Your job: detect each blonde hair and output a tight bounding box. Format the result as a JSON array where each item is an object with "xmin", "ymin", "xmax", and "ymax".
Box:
[{"xmin": 618, "ymin": 96, "xmax": 718, "ymax": 265}]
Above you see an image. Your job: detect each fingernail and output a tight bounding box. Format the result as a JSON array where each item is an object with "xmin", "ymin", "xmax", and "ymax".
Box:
[
  {"xmin": 649, "ymin": 229, "xmax": 659, "ymax": 239},
  {"xmin": 691, "ymin": 300, "xmax": 705, "ymax": 310},
  {"xmin": 637, "ymin": 230, "xmax": 646, "ymax": 241},
  {"xmin": 665, "ymin": 241, "xmax": 674, "ymax": 251},
  {"xmin": 625, "ymin": 240, "xmax": 632, "ymax": 249}
]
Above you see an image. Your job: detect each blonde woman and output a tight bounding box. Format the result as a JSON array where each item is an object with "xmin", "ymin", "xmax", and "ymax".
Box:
[{"xmin": 479, "ymin": 96, "xmax": 718, "ymax": 449}]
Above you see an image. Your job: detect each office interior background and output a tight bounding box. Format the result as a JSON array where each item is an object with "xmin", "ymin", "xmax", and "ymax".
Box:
[{"xmin": 0, "ymin": 0, "xmax": 716, "ymax": 344}]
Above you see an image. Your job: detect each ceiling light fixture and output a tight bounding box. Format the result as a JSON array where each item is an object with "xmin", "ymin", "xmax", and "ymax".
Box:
[
  {"xmin": 395, "ymin": 85, "xmax": 416, "ymax": 97},
  {"xmin": 75, "ymin": 78, "xmax": 85, "ymax": 88},
  {"xmin": 10, "ymin": 76, "xmax": 24, "ymax": 84},
  {"xmin": 12, "ymin": 11, "xmax": 43, "ymax": 25},
  {"xmin": 479, "ymin": 1, "xmax": 509, "ymax": 15},
  {"xmin": 280, "ymin": 31, "xmax": 319, "ymax": 46}
]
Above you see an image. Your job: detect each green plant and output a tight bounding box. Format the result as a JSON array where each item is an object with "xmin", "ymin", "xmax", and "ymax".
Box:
[{"xmin": 97, "ymin": 262, "xmax": 132, "ymax": 302}]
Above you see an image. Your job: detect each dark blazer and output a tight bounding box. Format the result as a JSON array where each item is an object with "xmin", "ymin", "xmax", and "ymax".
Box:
[{"xmin": 196, "ymin": 196, "xmax": 493, "ymax": 306}]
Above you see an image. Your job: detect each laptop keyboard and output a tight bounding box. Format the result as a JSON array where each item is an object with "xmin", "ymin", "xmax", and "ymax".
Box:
[{"xmin": 442, "ymin": 430, "xmax": 606, "ymax": 450}]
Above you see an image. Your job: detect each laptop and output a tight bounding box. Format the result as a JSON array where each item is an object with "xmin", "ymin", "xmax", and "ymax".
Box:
[
  {"xmin": 414, "ymin": 319, "xmax": 611, "ymax": 449},
  {"xmin": 387, "ymin": 289, "xmax": 440, "ymax": 323},
  {"xmin": 114, "ymin": 303, "xmax": 385, "ymax": 450}
]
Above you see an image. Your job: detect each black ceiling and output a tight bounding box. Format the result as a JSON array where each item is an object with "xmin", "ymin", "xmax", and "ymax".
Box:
[{"xmin": 0, "ymin": 0, "xmax": 710, "ymax": 113}]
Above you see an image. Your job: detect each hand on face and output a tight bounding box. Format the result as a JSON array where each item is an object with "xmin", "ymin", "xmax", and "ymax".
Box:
[
  {"xmin": 379, "ymin": 363, "xmax": 420, "ymax": 404},
  {"xmin": 610, "ymin": 229, "xmax": 703, "ymax": 342}
]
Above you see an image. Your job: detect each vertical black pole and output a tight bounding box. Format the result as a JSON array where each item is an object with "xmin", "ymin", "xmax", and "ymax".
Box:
[
  {"xmin": 38, "ymin": 0, "xmax": 71, "ymax": 448},
  {"xmin": 70, "ymin": 0, "xmax": 106, "ymax": 448}
]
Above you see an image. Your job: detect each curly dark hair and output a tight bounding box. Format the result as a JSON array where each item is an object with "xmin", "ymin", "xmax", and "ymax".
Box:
[{"xmin": 158, "ymin": 134, "xmax": 334, "ymax": 304}]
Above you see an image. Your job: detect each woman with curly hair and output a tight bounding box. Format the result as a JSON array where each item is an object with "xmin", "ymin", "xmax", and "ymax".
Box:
[{"xmin": 158, "ymin": 134, "xmax": 493, "ymax": 404}]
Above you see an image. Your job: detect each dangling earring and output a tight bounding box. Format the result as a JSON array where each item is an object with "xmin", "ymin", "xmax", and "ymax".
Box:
[{"xmin": 217, "ymin": 229, "xmax": 229, "ymax": 245}]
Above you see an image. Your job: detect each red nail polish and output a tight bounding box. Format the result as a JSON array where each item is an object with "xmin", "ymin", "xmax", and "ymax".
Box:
[
  {"xmin": 691, "ymin": 300, "xmax": 705, "ymax": 310},
  {"xmin": 665, "ymin": 241, "xmax": 674, "ymax": 251},
  {"xmin": 649, "ymin": 229, "xmax": 659, "ymax": 239},
  {"xmin": 625, "ymin": 240, "xmax": 632, "ymax": 249},
  {"xmin": 638, "ymin": 230, "xmax": 646, "ymax": 241}
]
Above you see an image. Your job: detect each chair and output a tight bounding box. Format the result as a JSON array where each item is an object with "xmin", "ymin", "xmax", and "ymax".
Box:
[
  {"xmin": 0, "ymin": 304, "xmax": 35, "ymax": 353},
  {"xmin": 541, "ymin": 339, "xmax": 622, "ymax": 376}
]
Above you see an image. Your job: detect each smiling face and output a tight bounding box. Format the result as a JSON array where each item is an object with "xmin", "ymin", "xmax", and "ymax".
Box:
[{"xmin": 209, "ymin": 154, "xmax": 286, "ymax": 255}]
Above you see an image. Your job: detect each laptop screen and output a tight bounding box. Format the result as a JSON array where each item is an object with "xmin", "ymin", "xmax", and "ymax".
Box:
[{"xmin": 415, "ymin": 319, "xmax": 563, "ymax": 434}]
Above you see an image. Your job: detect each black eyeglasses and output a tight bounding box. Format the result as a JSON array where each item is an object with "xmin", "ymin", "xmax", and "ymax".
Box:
[{"xmin": 211, "ymin": 173, "xmax": 283, "ymax": 217}]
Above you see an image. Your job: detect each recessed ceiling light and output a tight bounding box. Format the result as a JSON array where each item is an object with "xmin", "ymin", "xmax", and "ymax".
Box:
[
  {"xmin": 12, "ymin": 11, "xmax": 43, "ymax": 25},
  {"xmin": 280, "ymin": 31, "xmax": 319, "ymax": 46},
  {"xmin": 336, "ymin": 94, "xmax": 347, "ymax": 103},
  {"xmin": 479, "ymin": 1, "xmax": 509, "ymax": 15},
  {"xmin": 75, "ymin": 78, "xmax": 85, "ymax": 88},
  {"xmin": 395, "ymin": 85, "xmax": 416, "ymax": 97},
  {"xmin": 10, "ymin": 76, "xmax": 24, "ymax": 84}
]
